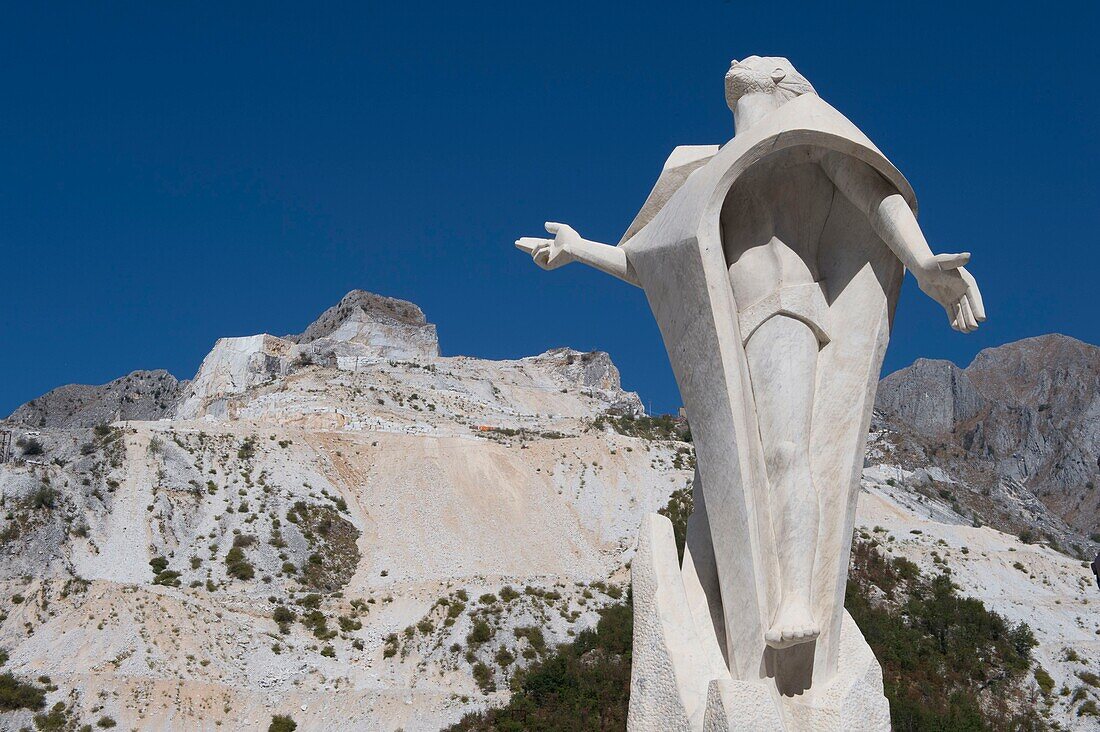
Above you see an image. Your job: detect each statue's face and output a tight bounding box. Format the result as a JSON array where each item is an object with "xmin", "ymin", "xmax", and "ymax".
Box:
[{"xmin": 725, "ymin": 56, "xmax": 813, "ymax": 109}]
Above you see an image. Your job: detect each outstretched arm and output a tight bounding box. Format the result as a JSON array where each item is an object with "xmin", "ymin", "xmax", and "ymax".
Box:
[
  {"xmin": 515, "ymin": 222, "xmax": 640, "ymax": 287},
  {"xmin": 820, "ymin": 151, "xmax": 986, "ymax": 332}
]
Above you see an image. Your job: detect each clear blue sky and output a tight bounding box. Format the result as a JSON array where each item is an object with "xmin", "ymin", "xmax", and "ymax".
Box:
[{"xmin": 3, "ymin": 2, "xmax": 1097, "ymax": 416}]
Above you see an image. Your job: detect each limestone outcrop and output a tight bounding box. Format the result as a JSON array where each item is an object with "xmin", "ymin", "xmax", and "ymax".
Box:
[
  {"xmin": 4, "ymin": 369, "xmax": 184, "ymax": 428},
  {"xmin": 174, "ymin": 333, "xmax": 298, "ymax": 419}
]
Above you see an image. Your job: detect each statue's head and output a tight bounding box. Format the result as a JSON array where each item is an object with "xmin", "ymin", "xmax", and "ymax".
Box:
[{"xmin": 724, "ymin": 56, "xmax": 816, "ymax": 111}]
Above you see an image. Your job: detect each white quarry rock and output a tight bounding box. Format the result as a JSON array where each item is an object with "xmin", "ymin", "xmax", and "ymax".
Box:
[{"xmin": 175, "ymin": 333, "xmax": 299, "ymax": 419}]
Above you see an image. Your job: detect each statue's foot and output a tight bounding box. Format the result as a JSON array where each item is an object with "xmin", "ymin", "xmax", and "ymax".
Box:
[{"xmin": 765, "ymin": 600, "xmax": 819, "ymax": 649}]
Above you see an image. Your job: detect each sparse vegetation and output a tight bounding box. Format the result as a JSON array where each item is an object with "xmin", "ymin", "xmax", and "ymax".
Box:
[
  {"xmin": 17, "ymin": 437, "xmax": 44, "ymax": 457},
  {"xmin": 286, "ymin": 502, "xmax": 360, "ymax": 592},
  {"xmin": 268, "ymin": 714, "xmax": 297, "ymax": 732},
  {"xmin": 226, "ymin": 534, "xmax": 257, "ymax": 580},
  {"xmin": 32, "ymin": 700, "xmax": 76, "ymax": 731},
  {"xmin": 658, "ymin": 485, "xmax": 693, "ymax": 562},
  {"xmin": 593, "ymin": 412, "xmax": 687, "ymax": 441},
  {"xmin": 448, "ymin": 600, "xmax": 631, "ymax": 729},
  {"xmin": 452, "ymin": 489, "xmax": 1048, "ymax": 731},
  {"xmin": 847, "ymin": 539, "xmax": 1043, "ymax": 730},
  {"xmin": 471, "ymin": 661, "xmax": 495, "ymax": 694},
  {"xmin": 237, "ymin": 437, "xmax": 257, "ymax": 461},
  {"xmin": 27, "ymin": 485, "xmax": 59, "ymax": 510},
  {"xmin": 0, "ymin": 671, "xmax": 47, "ymax": 711},
  {"xmin": 1034, "ymin": 666, "xmax": 1055, "ymax": 695},
  {"xmin": 382, "ymin": 633, "xmax": 399, "ymax": 659},
  {"xmin": 467, "ymin": 619, "xmax": 492, "ymax": 646}
]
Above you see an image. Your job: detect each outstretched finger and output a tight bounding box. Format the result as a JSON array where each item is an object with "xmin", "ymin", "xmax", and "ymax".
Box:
[
  {"xmin": 954, "ymin": 302, "xmax": 967, "ymax": 332},
  {"xmin": 960, "ymin": 297, "xmax": 978, "ymax": 332},
  {"xmin": 933, "ymin": 252, "xmax": 971, "ymax": 271},
  {"xmin": 947, "ymin": 304, "xmax": 961, "ymax": 331},
  {"xmin": 961, "ymin": 269, "xmax": 986, "ymax": 321},
  {"xmin": 545, "ymin": 222, "xmax": 564, "ymax": 235},
  {"xmin": 515, "ymin": 237, "xmax": 549, "ymax": 253},
  {"xmin": 968, "ymin": 297, "xmax": 982, "ymax": 331}
]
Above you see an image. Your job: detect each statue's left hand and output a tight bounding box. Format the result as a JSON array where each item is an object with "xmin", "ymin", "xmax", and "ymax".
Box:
[
  {"xmin": 515, "ymin": 222, "xmax": 580, "ymax": 270},
  {"xmin": 915, "ymin": 253, "xmax": 987, "ymax": 333}
]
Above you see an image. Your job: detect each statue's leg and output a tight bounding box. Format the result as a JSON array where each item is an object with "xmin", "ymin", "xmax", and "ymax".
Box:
[{"xmin": 744, "ymin": 313, "xmax": 821, "ymax": 649}]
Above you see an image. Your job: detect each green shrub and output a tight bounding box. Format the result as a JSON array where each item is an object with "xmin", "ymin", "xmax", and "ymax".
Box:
[
  {"xmin": 268, "ymin": 714, "xmax": 297, "ymax": 732},
  {"xmin": 300, "ymin": 610, "xmax": 335, "ymax": 640},
  {"xmin": 273, "ymin": 606, "xmax": 296, "ymax": 624},
  {"xmin": 33, "ymin": 701, "xmax": 73, "ymax": 731},
  {"xmin": 658, "ymin": 486, "xmax": 693, "ymax": 561},
  {"xmin": 233, "ymin": 534, "xmax": 257, "ymax": 548},
  {"xmin": 467, "ymin": 620, "xmax": 492, "ymax": 645},
  {"xmin": 471, "ymin": 662, "xmax": 495, "ymax": 693},
  {"xmin": 18, "ymin": 438, "xmax": 44, "ymax": 457},
  {"xmin": 0, "ymin": 672, "xmax": 46, "ymax": 711},
  {"xmin": 27, "ymin": 486, "xmax": 59, "ymax": 510},
  {"xmin": 225, "ymin": 546, "xmax": 255, "ymax": 580},
  {"xmin": 1035, "ymin": 666, "xmax": 1055, "ymax": 695},
  {"xmin": 512, "ymin": 626, "xmax": 546, "ymax": 654},
  {"xmin": 494, "ymin": 646, "xmax": 515, "ymax": 668},
  {"xmin": 152, "ymin": 570, "xmax": 181, "ymax": 587},
  {"xmin": 237, "ymin": 438, "xmax": 256, "ymax": 461}
]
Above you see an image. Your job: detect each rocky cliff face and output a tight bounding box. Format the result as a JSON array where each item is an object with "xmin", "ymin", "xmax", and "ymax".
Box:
[
  {"xmin": 875, "ymin": 334, "xmax": 1099, "ymax": 549},
  {"xmin": 4, "ymin": 369, "xmax": 184, "ymax": 428}
]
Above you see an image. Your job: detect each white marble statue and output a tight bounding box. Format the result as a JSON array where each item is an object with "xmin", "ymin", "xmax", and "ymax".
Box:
[{"xmin": 517, "ymin": 56, "xmax": 984, "ymax": 730}]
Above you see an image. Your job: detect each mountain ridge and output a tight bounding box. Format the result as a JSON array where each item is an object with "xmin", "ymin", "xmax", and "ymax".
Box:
[{"xmin": 0, "ymin": 291, "xmax": 1096, "ymax": 730}]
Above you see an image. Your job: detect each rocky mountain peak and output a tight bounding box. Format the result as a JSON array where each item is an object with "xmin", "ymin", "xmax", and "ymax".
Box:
[
  {"xmin": 3, "ymin": 369, "xmax": 184, "ymax": 428},
  {"xmin": 286, "ymin": 290, "xmax": 440, "ymax": 364},
  {"xmin": 965, "ymin": 333, "xmax": 1099, "ymax": 410},
  {"xmin": 876, "ymin": 357, "xmax": 985, "ymax": 437},
  {"xmin": 875, "ymin": 333, "xmax": 1099, "ymax": 542},
  {"xmin": 289, "ymin": 290, "xmax": 435, "ymax": 346}
]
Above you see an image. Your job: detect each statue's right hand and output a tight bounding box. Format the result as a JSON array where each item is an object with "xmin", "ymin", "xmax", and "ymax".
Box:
[{"xmin": 515, "ymin": 222, "xmax": 579, "ymax": 270}]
